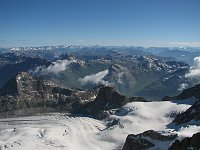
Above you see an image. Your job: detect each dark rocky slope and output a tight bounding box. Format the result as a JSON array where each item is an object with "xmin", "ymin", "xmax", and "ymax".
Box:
[
  {"xmin": 169, "ymin": 132, "xmax": 200, "ymax": 150},
  {"xmin": 122, "ymin": 130, "xmax": 177, "ymax": 150},
  {"xmin": 162, "ymin": 84, "xmax": 200, "ymax": 125},
  {"xmin": 162, "ymin": 84, "xmax": 200, "ymax": 101},
  {"xmin": 76, "ymin": 86, "xmax": 147, "ymax": 119},
  {"xmin": 175, "ymin": 84, "xmax": 200, "ymax": 100},
  {"xmin": 0, "ymin": 53, "xmax": 50, "ymax": 88},
  {"xmin": 173, "ymin": 101, "xmax": 200, "ymax": 125}
]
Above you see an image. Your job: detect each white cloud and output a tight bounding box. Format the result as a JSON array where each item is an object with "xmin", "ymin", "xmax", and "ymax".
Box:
[
  {"xmin": 45, "ymin": 59, "xmax": 75, "ymax": 73},
  {"xmin": 31, "ymin": 59, "xmax": 77, "ymax": 74},
  {"xmin": 186, "ymin": 56, "xmax": 200, "ymax": 78},
  {"xmin": 178, "ymin": 83, "xmax": 188, "ymax": 91},
  {"xmin": 79, "ymin": 70, "xmax": 109, "ymax": 86}
]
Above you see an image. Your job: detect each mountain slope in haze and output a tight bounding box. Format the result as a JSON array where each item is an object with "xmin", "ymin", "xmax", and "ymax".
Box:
[
  {"xmin": 33, "ymin": 51, "xmax": 191, "ymax": 100},
  {"xmin": 53, "ymin": 54, "xmax": 191, "ymax": 99},
  {"xmin": 1, "ymin": 47, "xmax": 197, "ymax": 100},
  {"xmin": 145, "ymin": 47, "xmax": 200, "ymax": 65},
  {"xmin": 0, "ymin": 53, "xmax": 50, "ymax": 88}
]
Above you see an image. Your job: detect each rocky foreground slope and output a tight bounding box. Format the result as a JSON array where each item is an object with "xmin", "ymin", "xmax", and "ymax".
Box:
[
  {"xmin": 169, "ymin": 132, "xmax": 200, "ymax": 150},
  {"xmin": 0, "ymin": 72, "xmax": 146, "ymax": 119},
  {"xmin": 166, "ymin": 84, "xmax": 200, "ymax": 125}
]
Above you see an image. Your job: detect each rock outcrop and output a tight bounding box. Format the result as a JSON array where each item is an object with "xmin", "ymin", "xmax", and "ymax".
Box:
[
  {"xmin": 175, "ymin": 84, "xmax": 200, "ymax": 100},
  {"xmin": 169, "ymin": 132, "xmax": 200, "ymax": 150},
  {"xmin": 162, "ymin": 84, "xmax": 200, "ymax": 101},
  {"xmin": 122, "ymin": 134, "xmax": 155, "ymax": 150},
  {"xmin": 141, "ymin": 130, "xmax": 177, "ymax": 141},
  {"xmin": 173, "ymin": 101, "xmax": 200, "ymax": 125},
  {"xmin": 162, "ymin": 84, "xmax": 200, "ymax": 125},
  {"xmin": 122, "ymin": 130, "xmax": 177, "ymax": 150},
  {"xmin": 77, "ymin": 86, "xmax": 148, "ymax": 119}
]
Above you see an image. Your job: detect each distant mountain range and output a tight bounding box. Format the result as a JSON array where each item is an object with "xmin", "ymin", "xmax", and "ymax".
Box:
[
  {"xmin": 1, "ymin": 45, "xmax": 200, "ymax": 64},
  {"xmin": 0, "ymin": 46, "xmax": 200, "ymax": 100},
  {"xmin": 0, "ymin": 45, "xmax": 200, "ymax": 149}
]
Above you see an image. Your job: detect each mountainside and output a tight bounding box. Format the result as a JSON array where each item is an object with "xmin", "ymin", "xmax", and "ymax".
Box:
[
  {"xmin": 173, "ymin": 84, "xmax": 200, "ymax": 125},
  {"xmin": 173, "ymin": 101, "xmax": 200, "ymax": 125},
  {"xmin": 0, "ymin": 53, "xmax": 50, "ymax": 88},
  {"xmin": 36, "ymin": 53, "xmax": 191, "ymax": 99},
  {"xmin": 76, "ymin": 86, "xmax": 147, "ymax": 119},
  {"xmin": 169, "ymin": 132, "xmax": 200, "ymax": 150},
  {"xmin": 0, "ymin": 72, "xmax": 146, "ymax": 119},
  {"xmin": 162, "ymin": 83, "xmax": 200, "ymax": 125},
  {"xmin": 0, "ymin": 72, "xmax": 97, "ymax": 115},
  {"xmin": 103, "ymin": 64, "xmax": 137, "ymax": 95},
  {"xmin": 174, "ymin": 84, "xmax": 200, "ymax": 100},
  {"xmin": 122, "ymin": 130, "xmax": 177, "ymax": 150},
  {"xmin": 1, "ymin": 47, "xmax": 197, "ymax": 100}
]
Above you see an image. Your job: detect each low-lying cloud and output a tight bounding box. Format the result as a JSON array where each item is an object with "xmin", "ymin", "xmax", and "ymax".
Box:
[
  {"xmin": 45, "ymin": 59, "xmax": 76, "ymax": 73},
  {"xmin": 31, "ymin": 59, "xmax": 76, "ymax": 74},
  {"xmin": 178, "ymin": 83, "xmax": 188, "ymax": 91},
  {"xmin": 79, "ymin": 70, "xmax": 109, "ymax": 86},
  {"xmin": 186, "ymin": 56, "xmax": 200, "ymax": 78}
]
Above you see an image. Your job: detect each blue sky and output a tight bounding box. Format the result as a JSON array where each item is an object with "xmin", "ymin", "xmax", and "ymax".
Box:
[{"xmin": 0, "ymin": 0, "xmax": 200, "ymax": 47}]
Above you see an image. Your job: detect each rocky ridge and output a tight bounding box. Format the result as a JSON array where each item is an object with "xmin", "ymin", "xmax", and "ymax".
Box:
[
  {"xmin": 169, "ymin": 132, "xmax": 200, "ymax": 150},
  {"xmin": 0, "ymin": 72, "xmax": 147, "ymax": 119},
  {"xmin": 122, "ymin": 130, "xmax": 177, "ymax": 150}
]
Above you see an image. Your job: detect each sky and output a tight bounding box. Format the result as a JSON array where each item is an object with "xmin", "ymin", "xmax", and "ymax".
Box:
[{"xmin": 0, "ymin": 0, "xmax": 200, "ymax": 48}]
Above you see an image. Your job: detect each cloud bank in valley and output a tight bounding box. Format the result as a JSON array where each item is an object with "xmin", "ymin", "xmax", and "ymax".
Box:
[
  {"xmin": 45, "ymin": 60, "xmax": 76, "ymax": 73},
  {"xmin": 79, "ymin": 70, "xmax": 109, "ymax": 86},
  {"xmin": 31, "ymin": 59, "xmax": 77, "ymax": 74},
  {"xmin": 186, "ymin": 56, "xmax": 200, "ymax": 78},
  {"xmin": 178, "ymin": 83, "xmax": 188, "ymax": 91}
]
